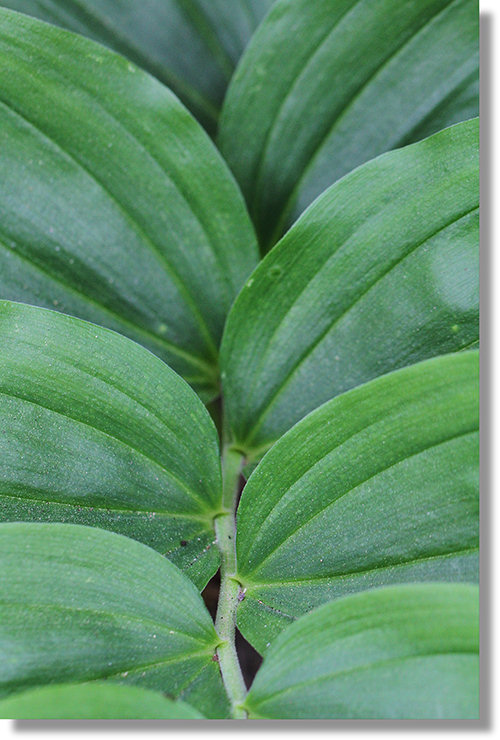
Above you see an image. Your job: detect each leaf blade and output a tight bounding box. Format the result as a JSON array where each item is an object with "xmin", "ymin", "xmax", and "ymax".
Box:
[
  {"xmin": 0, "ymin": 0, "xmax": 274, "ymax": 133},
  {"xmin": 0, "ymin": 683, "xmax": 204, "ymax": 719},
  {"xmin": 244, "ymin": 583, "xmax": 479, "ymax": 719},
  {"xmin": 0, "ymin": 301, "xmax": 222, "ymax": 588},
  {"xmin": 221, "ymin": 119, "xmax": 479, "ymax": 454},
  {"xmin": 219, "ymin": 0, "xmax": 479, "ymax": 246},
  {"xmin": 236, "ymin": 353, "xmax": 479, "ymax": 652},
  {"xmin": 0, "ymin": 8, "xmax": 258, "ymax": 399},
  {"xmin": 0, "ymin": 522, "xmax": 229, "ymax": 718}
]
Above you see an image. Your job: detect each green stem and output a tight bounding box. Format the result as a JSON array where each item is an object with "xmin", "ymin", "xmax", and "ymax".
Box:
[{"xmin": 215, "ymin": 446, "xmax": 247, "ymax": 719}]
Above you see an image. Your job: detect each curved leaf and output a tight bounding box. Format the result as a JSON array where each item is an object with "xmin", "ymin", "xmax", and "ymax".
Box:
[
  {"xmin": 0, "ymin": 8, "xmax": 258, "ymax": 400},
  {"xmin": 244, "ymin": 584, "xmax": 479, "ymax": 719},
  {"xmin": 219, "ymin": 0, "xmax": 479, "ymax": 246},
  {"xmin": 236, "ymin": 353, "xmax": 478, "ymax": 653},
  {"xmin": 0, "ymin": 0, "xmax": 274, "ymax": 134},
  {"xmin": 0, "ymin": 683, "xmax": 204, "ymax": 719},
  {"xmin": 0, "ymin": 523, "xmax": 229, "ymax": 718},
  {"xmin": 0, "ymin": 301, "xmax": 222, "ymax": 588},
  {"xmin": 221, "ymin": 120, "xmax": 479, "ymax": 456}
]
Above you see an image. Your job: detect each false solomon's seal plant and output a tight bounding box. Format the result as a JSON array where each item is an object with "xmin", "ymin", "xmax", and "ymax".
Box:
[{"xmin": 0, "ymin": 0, "xmax": 479, "ymax": 721}]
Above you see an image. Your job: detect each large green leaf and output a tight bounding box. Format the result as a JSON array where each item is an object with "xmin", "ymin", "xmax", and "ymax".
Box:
[
  {"xmin": 236, "ymin": 353, "xmax": 479, "ymax": 653},
  {"xmin": 221, "ymin": 120, "xmax": 479, "ymax": 457},
  {"xmin": 0, "ymin": 8, "xmax": 258, "ymax": 401},
  {"xmin": 0, "ymin": 683, "xmax": 204, "ymax": 719},
  {"xmin": 0, "ymin": 0, "xmax": 274, "ymax": 134},
  {"xmin": 0, "ymin": 301, "xmax": 222, "ymax": 588},
  {"xmin": 219, "ymin": 0, "xmax": 479, "ymax": 246},
  {"xmin": 243, "ymin": 584, "xmax": 479, "ymax": 719},
  {"xmin": 0, "ymin": 523, "xmax": 229, "ymax": 718}
]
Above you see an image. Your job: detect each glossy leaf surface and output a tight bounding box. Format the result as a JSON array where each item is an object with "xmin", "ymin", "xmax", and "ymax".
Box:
[
  {"xmin": 0, "ymin": 8, "xmax": 258, "ymax": 400},
  {"xmin": 0, "ymin": 0, "xmax": 274, "ymax": 134},
  {"xmin": 222, "ymin": 120, "xmax": 479, "ymax": 456},
  {"xmin": 219, "ymin": 0, "xmax": 479, "ymax": 246},
  {"xmin": 0, "ymin": 302, "xmax": 222, "ymax": 588},
  {"xmin": 236, "ymin": 353, "xmax": 479, "ymax": 653},
  {"xmin": 0, "ymin": 683, "xmax": 204, "ymax": 719},
  {"xmin": 0, "ymin": 523, "xmax": 229, "ymax": 718},
  {"xmin": 244, "ymin": 584, "xmax": 479, "ymax": 719}
]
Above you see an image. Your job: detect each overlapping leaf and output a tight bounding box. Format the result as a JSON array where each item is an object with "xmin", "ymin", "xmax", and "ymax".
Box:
[
  {"xmin": 0, "ymin": 683, "xmax": 204, "ymax": 719},
  {"xmin": 236, "ymin": 353, "xmax": 479, "ymax": 653},
  {"xmin": 221, "ymin": 120, "xmax": 479, "ymax": 456},
  {"xmin": 0, "ymin": 0, "xmax": 274, "ymax": 134},
  {"xmin": 0, "ymin": 301, "xmax": 222, "ymax": 588},
  {"xmin": 244, "ymin": 584, "xmax": 479, "ymax": 719},
  {"xmin": 0, "ymin": 523, "xmax": 229, "ymax": 718},
  {"xmin": 0, "ymin": 8, "xmax": 258, "ymax": 400},
  {"xmin": 219, "ymin": 0, "xmax": 479, "ymax": 246}
]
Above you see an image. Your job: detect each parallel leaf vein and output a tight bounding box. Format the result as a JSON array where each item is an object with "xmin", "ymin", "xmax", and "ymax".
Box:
[
  {"xmin": 0, "ymin": 600, "xmax": 212, "ymax": 646},
  {"xmin": 0, "ymin": 232, "xmax": 215, "ymax": 380},
  {"xmin": 0, "ymin": 490, "xmax": 211, "ymax": 522},
  {"xmin": 246, "ymin": 205, "xmax": 478, "ymax": 445},
  {"xmin": 250, "ymin": 0, "xmax": 366, "ymax": 208},
  {"xmin": 243, "ymin": 428, "xmax": 477, "ymax": 573},
  {"xmin": 41, "ymin": 0, "xmax": 220, "ymax": 120},
  {"xmin": 0, "ymin": 96, "xmax": 218, "ymax": 356},
  {"xmin": 276, "ymin": 0, "xmax": 459, "ymax": 228},
  {"xmin": 0, "ymin": 390, "xmax": 208, "ymax": 511},
  {"xmin": 249, "ymin": 650, "xmax": 477, "ymax": 709},
  {"xmin": 248, "ymin": 545, "xmax": 478, "ymax": 587}
]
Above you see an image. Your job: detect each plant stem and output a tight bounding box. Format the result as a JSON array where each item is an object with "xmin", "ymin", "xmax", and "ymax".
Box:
[{"xmin": 215, "ymin": 446, "xmax": 247, "ymax": 719}]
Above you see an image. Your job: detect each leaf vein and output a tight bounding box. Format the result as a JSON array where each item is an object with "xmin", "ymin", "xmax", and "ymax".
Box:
[
  {"xmin": 275, "ymin": 0, "xmax": 460, "ymax": 230},
  {"xmin": 248, "ymin": 650, "xmax": 477, "ymax": 709},
  {"xmin": 244, "ymin": 428, "xmax": 477, "ymax": 574},
  {"xmin": 249, "ymin": 545, "xmax": 478, "ymax": 588},
  {"xmin": 246, "ymin": 205, "xmax": 478, "ymax": 446},
  {"xmin": 0, "ymin": 390, "xmax": 209, "ymax": 512},
  {"xmin": 0, "ymin": 490, "xmax": 211, "ymax": 522},
  {"xmin": 0, "ymin": 232, "xmax": 215, "ymax": 381},
  {"xmin": 0, "ymin": 96, "xmax": 218, "ymax": 357},
  {"xmin": 0, "ymin": 600, "xmax": 211, "ymax": 646}
]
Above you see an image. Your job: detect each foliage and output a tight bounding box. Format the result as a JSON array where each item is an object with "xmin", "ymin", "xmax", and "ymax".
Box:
[{"xmin": 0, "ymin": 0, "xmax": 479, "ymax": 720}]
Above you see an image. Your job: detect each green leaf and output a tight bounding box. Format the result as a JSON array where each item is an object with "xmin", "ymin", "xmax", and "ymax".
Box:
[
  {"xmin": 0, "ymin": 522, "xmax": 229, "ymax": 719},
  {"xmin": 221, "ymin": 120, "xmax": 479, "ymax": 456},
  {"xmin": 0, "ymin": 683, "xmax": 204, "ymax": 719},
  {"xmin": 236, "ymin": 353, "xmax": 478, "ymax": 653},
  {"xmin": 0, "ymin": 301, "xmax": 222, "ymax": 588},
  {"xmin": 0, "ymin": 8, "xmax": 258, "ymax": 401},
  {"xmin": 0, "ymin": 0, "xmax": 274, "ymax": 134},
  {"xmin": 219, "ymin": 0, "xmax": 479, "ymax": 246},
  {"xmin": 243, "ymin": 583, "xmax": 479, "ymax": 719}
]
